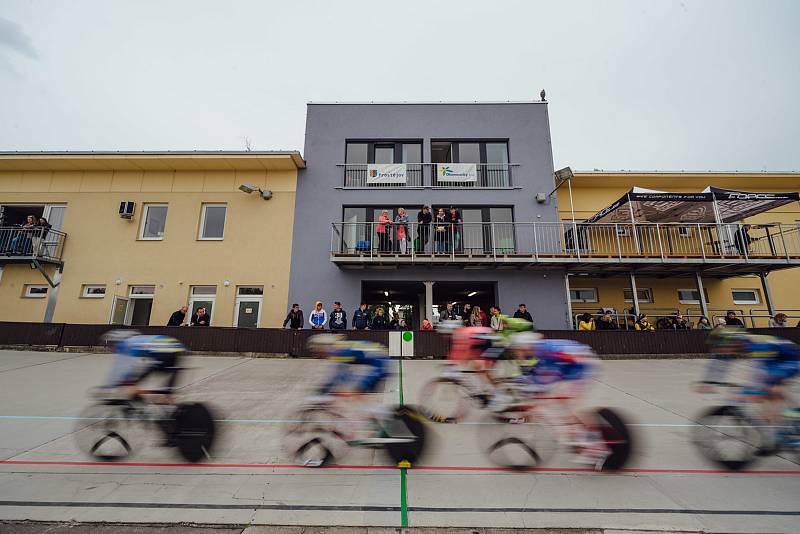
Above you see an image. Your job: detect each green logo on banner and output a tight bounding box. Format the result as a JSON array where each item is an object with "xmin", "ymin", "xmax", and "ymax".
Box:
[{"xmin": 402, "ymin": 331, "xmax": 413, "ymax": 342}]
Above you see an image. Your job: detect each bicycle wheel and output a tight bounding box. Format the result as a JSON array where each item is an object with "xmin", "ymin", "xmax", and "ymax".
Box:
[
  {"xmin": 74, "ymin": 401, "xmax": 141, "ymax": 461},
  {"xmin": 173, "ymin": 402, "xmax": 216, "ymax": 463},
  {"xmin": 593, "ymin": 407, "xmax": 634, "ymax": 471},
  {"xmin": 383, "ymin": 406, "xmax": 428, "ymax": 465},
  {"xmin": 692, "ymin": 405, "xmax": 762, "ymax": 470},
  {"xmin": 419, "ymin": 377, "xmax": 473, "ymax": 423},
  {"xmin": 283, "ymin": 406, "xmax": 349, "ymax": 467}
]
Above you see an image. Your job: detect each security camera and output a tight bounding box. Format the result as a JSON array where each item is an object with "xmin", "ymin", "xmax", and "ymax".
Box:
[
  {"xmin": 238, "ymin": 183, "xmax": 258, "ymax": 194},
  {"xmin": 260, "ymin": 190, "xmax": 273, "ymax": 200}
]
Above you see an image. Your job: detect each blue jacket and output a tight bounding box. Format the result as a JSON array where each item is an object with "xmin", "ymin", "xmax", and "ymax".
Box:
[{"xmin": 353, "ymin": 308, "xmax": 371, "ymax": 329}]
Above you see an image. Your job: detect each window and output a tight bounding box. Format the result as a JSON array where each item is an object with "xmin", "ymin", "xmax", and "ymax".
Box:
[
  {"xmin": 24, "ymin": 284, "xmax": 48, "ymax": 298},
  {"xmin": 235, "ymin": 286, "xmax": 263, "ymax": 327},
  {"xmin": 678, "ymin": 288, "xmax": 709, "ymax": 304},
  {"xmin": 81, "ymin": 285, "xmax": 107, "ymax": 298},
  {"xmin": 130, "ymin": 285, "xmax": 155, "ymax": 296},
  {"xmin": 189, "ymin": 286, "xmax": 217, "ymax": 323},
  {"xmin": 139, "ymin": 204, "xmax": 168, "ymax": 240},
  {"xmin": 570, "ymin": 288, "xmax": 598, "ymax": 303},
  {"xmin": 430, "ymin": 141, "xmax": 511, "ymax": 186},
  {"xmin": 344, "ymin": 141, "xmax": 423, "ymax": 187},
  {"xmin": 732, "ymin": 289, "xmax": 760, "ymax": 305},
  {"xmin": 199, "ymin": 204, "xmax": 226, "ymax": 240},
  {"xmin": 624, "ymin": 288, "xmax": 653, "ymax": 303}
]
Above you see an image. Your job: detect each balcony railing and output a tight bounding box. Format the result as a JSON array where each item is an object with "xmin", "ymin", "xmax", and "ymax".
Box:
[
  {"xmin": 338, "ymin": 163, "xmax": 517, "ymax": 188},
  {"xmin": 331, "ymin": 221, "xmax": 800, "ymax": 269},
  {"xmin": 0, "ymin": 226, "xmax": 66, "ymax": 263}
]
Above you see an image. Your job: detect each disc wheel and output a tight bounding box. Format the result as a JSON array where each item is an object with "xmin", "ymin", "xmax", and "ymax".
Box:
[
  {"xmin": 283, "ymin": 407, "xmax": 349, "ymax": 467},
  {"xmin": 593, "ymin": 407, "xmax": 634, "ymax": 471},
  {"xmin": 478, "ymin": 410, "xmax": 556, "ymax": 470},
  {"xmin": 74, "ymin": 401, "xmax": 140, "ymax": 461},
  {"xmin": 173, "ymin": 402, "xmax": 216, "ymax": 463},
  {"xmin": 383, "ymin": 406, "xmax": 428, "ymax": 465},
  {"xmin": 692, "ymin": 405, "xmax": 762, "ymax": 470},
  {"xmin": 419, "ymin": 377, "xmax": 473, "ymax": 423}
]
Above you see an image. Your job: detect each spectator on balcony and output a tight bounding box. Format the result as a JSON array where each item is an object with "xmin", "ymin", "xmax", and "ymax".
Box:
[
  {"xmin": 595, "ymin": 312, "xmax": 618, "ymax": 330},
  {"xmin": 634, "ymin": 313, "xmax": 654, "ymax": 331},
  {"xmin": 283, "ymin": 303, "xmax": 304, "ymax": 330},
  {"xmin": 578, "ymin": 313, "xmax": 595, "ymax": 330},
  {"xmin": 394, "ymin": 207, "xmax": 409, "ymax": 254},
  {"xmin": 434, "ymin": 208, "xmax": 449, "ymax": 254},
  {"xmin": 671, "ymin": 312, "xmax": 691, "ymax": 330},
  {"xmin": 734, "ymin": 224, "xmax": 752, "ymax": 256},
  {"xmin": 513, "ymin": 303, "xmax": 533, "ymax": 323},
  {"xmin": 329, "ymin": 301, "xmax": 347, "ymax": 330},
  {"xmin": 167, "ymin": 306, "xmax": 188, "ymax": 326},
  {"xmin": 417, "ymin": 206, "xmax": 432, "ymax": 253},
  {"xmin": 490, "ymin": 306, "xmax": 504, "ymax": 331},
  {"xmin": 370, "ymin": 307, "xmax": 389, "ymax": 330},
  {"xmin": 716, "ymin": 317, "xmax": 728, "ymax": 328},
  {"xmin": 191, "ymin": 307, "xmax": 210, "ymax": 327},
  {"xmin": 352, "ymin": 303, "xmax": 370, "ymax": 330},
  {"xmin": 697, "ymin": 316, "xmax": 713, "ymax": 330},
  {"xmin": 8, "ymin": 215, "xmax": 37, "ymax": 255},
  {"xmin": 33, "ymin": 217, "xmax": 52, "ymax": 256},
  {"xmin": 768, "ymin": 313, "xmax": 789, "ymax": 328},
  {"xmin": 376, "ymin": 210, "xmax": 392, "ymax": 253},
  {"xmin": 441, "ymin": 302, "xmax": 457, "ymax": 321},
  {"xmin": 309, "ymin": 301, "xmax": 328, "ymax": 330},
  {"xmin": 421, "ymin": 319, "xmax": 434, "ymax": 331},
  {"xmin": 448, "ymin": 206, "xmax": 463, "ymax": 252},
  {"xmin": 724, "ymin": 310, "xmax": 744, "ymax": 327}
]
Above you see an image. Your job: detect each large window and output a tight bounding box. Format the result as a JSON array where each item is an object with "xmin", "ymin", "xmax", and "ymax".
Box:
[
  {"xmin": 344, "ymin": 141, "xmax": 423, "ymax": 187},
  {"xmin": 678, "ymin": 288, "xmax": 709, "ymax": 304},
  {"xmin": 139, "ymin": 204, "xmax": 168, "ymax": 240},
  {"xmin": 199, "ymin": 204, "xmax": 226, "ymax": 240},
  {"xmin": 732, "ymin": 289, "xmax": 760, "ymax": 305},
  {"xmin": 431, "ymin": 141, "xmax": 511, "ymax": 186}
]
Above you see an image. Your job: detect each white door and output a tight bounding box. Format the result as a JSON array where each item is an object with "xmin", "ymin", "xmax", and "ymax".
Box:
[{"xmin": 110, "ymin": 296, "xmax": 129, "ymax": 325}]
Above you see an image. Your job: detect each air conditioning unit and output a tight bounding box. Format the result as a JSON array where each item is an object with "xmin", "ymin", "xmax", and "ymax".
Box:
[{"xmin": 119, "ymin": 201, "xmax": 135, "ymax": 219}]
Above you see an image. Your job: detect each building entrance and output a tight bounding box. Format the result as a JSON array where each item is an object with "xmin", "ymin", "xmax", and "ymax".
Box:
[{"xmin": 431, "ymin": 281, "xmax": 496, "ymax": 324}]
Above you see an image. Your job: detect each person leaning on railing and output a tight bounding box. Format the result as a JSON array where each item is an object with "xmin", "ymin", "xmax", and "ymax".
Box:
[
  {"xmin": 634, "ymin": 314, "xmax": 655, "ymax": 332},
  {"xmin": 594, "ymin": 313, "xmax": 618, "ymax": 330},
  {"xmin": 769, "ymin": 313, "xmax": 790, "ymax": 328},
  {"xmin": 578, "ymin": 313, "xmax": 595, "ymax": 331}
]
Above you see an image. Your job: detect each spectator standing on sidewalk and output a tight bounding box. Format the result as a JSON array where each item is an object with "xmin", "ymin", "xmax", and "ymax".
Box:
[
  {"xmin": 490, "ymin": 307, "xmax": 504, "ymax": 331},
  {"xmin": 309, "ymin": 301, "xmax": 328, "ymax": 330},
  {"xmin": 441, "ymin": 302, "xmax": 457, "ymax": 321},
  {"xmin": 421, "ymin": 319, "xmax": 434, "ymax": 331},
  {"xmin": 167, "ymin": 306, "xmax": 188, "ymax": 326},
  {"xmin": 595, "ymin": 313, "xmax": 618, "ymax": 330},
  {"xmin": 724, "ymin": 310, "xmax": 744, "ymax": 327},
  {"xmin": 329, "ymin": 301, "xmax": 347, "ymax": 330},
  {"xmin": 352, "ymin": 303, "xmax": 371, "ymax": 330},
  {"xmin": 513, "ymin": 303, "xmax": 533, "ymax": 323},
  {"xmin": 370, "ymin": 307, "xmax": 389, "ymax": 330},
  {"xmin": 578, "ymin": 313, "xmax": 595, "ymax": 331},
  {"xmin": 283, "ymin": 303, "xmax": 304, "ymax": 330},
  {"xmin": 191, "ymin": 307, "xmax": 210, "ymax": 327}
]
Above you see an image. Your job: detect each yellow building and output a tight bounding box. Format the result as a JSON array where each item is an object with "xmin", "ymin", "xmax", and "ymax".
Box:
[
  {"xmin": 559, "ymin": 171, "xmax": 800, "ymax": 328},
  {"xmin": 0, "ymin": 151, "xmax": 305, "ymax": 327}
]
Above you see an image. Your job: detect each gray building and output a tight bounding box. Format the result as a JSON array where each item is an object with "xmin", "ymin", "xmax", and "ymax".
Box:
[{"xmin": 287, "ymin": 102, "xmax": 571, "ymax": 329}]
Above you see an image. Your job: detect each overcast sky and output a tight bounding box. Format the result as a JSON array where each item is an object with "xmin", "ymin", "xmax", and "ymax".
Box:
[{"xmin": 1, "ymin": 0, "xmax": 798, "ymax": 171}]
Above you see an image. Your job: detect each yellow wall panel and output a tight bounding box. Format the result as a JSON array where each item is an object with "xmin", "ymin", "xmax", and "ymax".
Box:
[
  {"xmin": 48, "ymin": 171, "xmax": 82, "ymax": 192},
  {"xmin": 80, "ymin": 171, "xmax": 113, "ymax": 192},
  {"xmin": 20, "ymin": 171, "xmax": 53, "ymax": 192},
  {"xmin": 141, "ymin": 171, "xmax": 175, "ymax": 192},
  {"xmin": 203, "ymin": 171, "xmax": 235, "ymax": 192},
  {"xmin": 172, "ymin": 172, "xmax": 203, "ymax": 192},
  {"xmin": 0, "ymin": 172, "xmax": 23, "ymax": 192},
  {"xmin": 110, "ymin": 171, "xmax": 143, "ymax": 192}
]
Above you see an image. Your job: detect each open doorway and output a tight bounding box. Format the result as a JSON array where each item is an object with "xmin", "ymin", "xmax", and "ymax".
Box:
[
  {"xmin": 432, "ymin": 281, "xmax": 496, "ymax": 324},
  {"xmin": 362, "ymin": 281, "xmax": 425, "ymax": 329}
]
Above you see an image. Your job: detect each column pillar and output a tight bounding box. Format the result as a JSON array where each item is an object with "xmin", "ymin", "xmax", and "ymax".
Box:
[
  {"xmin": 424, "ymin": 281, "xmax": 434, "ymax": 322},
  {"xmin": 629, "ymin": 271, "xmax": 640, "ymax": 317},
  {"xmin": 760, "ymin": 272, "xmax": 776, "ymax": 318},
  {"xmin": 44, "ymin": 265, "xmax": 64, "ymax": 324},
  {"xmin": 564, "ymin": 272, "xmax": 574, "ymax": 329},
  {"xmin": 695, "ymin": 271, "xmax": 709, "ymax": 321}
]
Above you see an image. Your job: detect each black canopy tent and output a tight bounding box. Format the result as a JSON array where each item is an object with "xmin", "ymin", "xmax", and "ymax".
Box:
[{"xmin": 584, "ymin": 187, "xmax": 800, "ymax": 225}]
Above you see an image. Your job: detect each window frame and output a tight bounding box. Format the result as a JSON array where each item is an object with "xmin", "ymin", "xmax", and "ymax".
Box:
[
  {"xmin": 731, "ymin": 289, "xmax": 761, "ymax": 305},
  {"xmin": 81, "ymin": 284, "xmax": 107, "ymax": 299},
  {"xmin": 623, "ymin": 287, "xmax": 653, "ymax": 304},
  {"xmin": 570, "ymin": 288, "xmax": 599, "ymax": 303},
  {"xmin": 198, "ymin": 204, "xmax": 227, "ymax": 241},
  {"xmin": 189, "ymin": 285, "xmax": 217, "ymax": 324},
  {"xmin": 234, "ymin": 286, "xmax": 264, "ymax": 328},
  {"xmin": 23, "ymin": 284, "xmax": 48, "ymax": 298},
  {"xmin": 677, "ymin": 288, "xmax": 709, "ymax": 304},
  {"xmin": 138, "ymin": 203, "xmax": 168, "ymax": 241}
]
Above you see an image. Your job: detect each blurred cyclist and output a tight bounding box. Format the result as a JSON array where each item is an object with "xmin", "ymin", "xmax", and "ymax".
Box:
[
  {"xmin": 698, "ymin": 327, "xmax": 800, "ymax": 449},
  {"xmin": 101, "ymin": 329, "xmax": 186, "ymax": 402},
  {"xmin": 307, "ymin": 334, "xmax": 389, "ymax": 401}
]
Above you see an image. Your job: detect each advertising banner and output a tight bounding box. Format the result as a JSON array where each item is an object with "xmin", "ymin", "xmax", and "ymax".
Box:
[
  {"xmin": 437, "ymin": 163, "xmax": 477, "ymax": 183},
  {"xmin": 367, "ymin": 163, "xmax": 407, "ymax": 184}
]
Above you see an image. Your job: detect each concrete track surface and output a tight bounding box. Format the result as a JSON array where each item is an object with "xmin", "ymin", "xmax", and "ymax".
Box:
[{"xmin": 0, "ymin": 350, "xmax": 798, "ymax": 533}]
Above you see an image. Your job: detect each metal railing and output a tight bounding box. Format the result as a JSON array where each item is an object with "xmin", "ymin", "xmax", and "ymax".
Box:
[
  {"xmin": 338, "ymin": 163, "xmax": 517, "ymax": 188},
  {"xmin": 331, "ymin": 221, "xmax": 800, "ymax": 262},
  {"xmin": 0, "ymin": 226, "xmax": 66, "ymax": 262}
]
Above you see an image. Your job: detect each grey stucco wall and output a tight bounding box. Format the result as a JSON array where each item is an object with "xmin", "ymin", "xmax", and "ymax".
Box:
[{"xmin": 288, "ymin": 103, "xmax": 570, "ymax": 329}]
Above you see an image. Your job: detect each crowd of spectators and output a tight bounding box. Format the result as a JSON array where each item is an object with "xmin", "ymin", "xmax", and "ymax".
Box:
[
  {"xmin": 370, "ymin": 205, "xmax": 470, "ymax": 255},
  {"xmin": 1, "ymin": 215, "xmax": 52, "ymax": 256}
]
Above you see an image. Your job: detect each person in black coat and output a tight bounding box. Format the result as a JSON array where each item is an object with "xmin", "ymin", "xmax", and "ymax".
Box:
[
  {"xmin": 370, "ymin": 307, "xmax": 389, "ymax": 330},
  {"xmin": 352, "ymin": 303, "xmax": 371, "ymax": 330},
  {"xmin": 594, "ymin": 313, "xmax": 618, "ymax": 330},
  {"xmin": 329, "ymin": 301, "xmax": 347, "ymax": 330},
  {"xmin": 167, "ymin": 306, "xmax": 188, "ymax": 326},
  {"xmin": 417, "ymin": 206, "xmax": 432, "ymax": 252},
  {"xmin": 283, "ymin": 304, "xmax": 304, "ymax": 329},
  {"xmin": 191, "ymin": 307, "xmax": 210, "ymax": 326},
  {"xmin": 513, "ymin": 304, "xmax": 533, "ymax": 323}
]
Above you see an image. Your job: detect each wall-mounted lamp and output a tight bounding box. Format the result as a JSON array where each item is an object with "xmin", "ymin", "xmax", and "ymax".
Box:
[{"xmin": 239, "ymin": 183, "xmax": 273, "ymax": 200}]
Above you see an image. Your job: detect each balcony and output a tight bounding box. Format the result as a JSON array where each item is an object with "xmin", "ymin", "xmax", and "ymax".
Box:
[
  {"xmin": 0, "ymin": 226, "xmax": 66, "ymax": 265},
  {"xmin": 338, "ymin": 163, "xmax": 518, "ymax": 188},
  {"xmin": 330, "ymin": 221, "xmax": 800, "ymax": 276}
]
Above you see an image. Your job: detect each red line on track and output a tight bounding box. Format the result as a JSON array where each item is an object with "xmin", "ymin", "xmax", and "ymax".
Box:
[{"xmin": 1, "ymin": 460, "xmax": 799, "ymax": 475}]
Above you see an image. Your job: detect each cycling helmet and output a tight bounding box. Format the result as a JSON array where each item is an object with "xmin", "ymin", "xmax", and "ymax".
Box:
[
  {"xmin": 706, "ymin": 326, "xmax": 748, "ymax": 350},
  {"xmin": 101, "ymin": 329, "xmax": 140, "ymax": 345},
  {"xmin": 306, "ymin": 333, "xmax": 345, "ymax": 352},
  {"xmin": 509, "ymin": 331, "xmax": 543, "ymax": 348}
]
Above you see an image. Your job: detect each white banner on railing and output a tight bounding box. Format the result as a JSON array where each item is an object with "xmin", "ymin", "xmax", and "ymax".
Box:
[
  {"xmin": 437, "ymin": 163, "xmax": 477, "ymax": 183},
  {"xmin": 367, "ymin": 163, "xmax": 407, "ymax": 184}
]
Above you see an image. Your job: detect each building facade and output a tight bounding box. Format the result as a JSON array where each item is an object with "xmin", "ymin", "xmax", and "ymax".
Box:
[
  {"xmin": 0, "ymin": 152, "xmax": 304, "ymax": 327},
  {"xmin": 559, "ymin": 171, "xmax": 800, "ymax": 328},
  {"xmin": 288, "ymin": 102, "xmax": 572, "ymax": 329}
]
